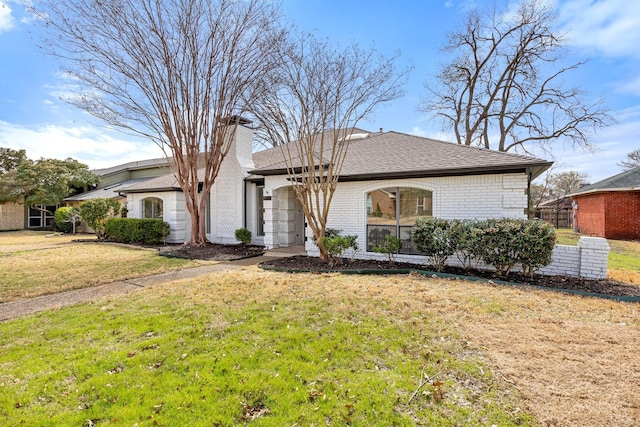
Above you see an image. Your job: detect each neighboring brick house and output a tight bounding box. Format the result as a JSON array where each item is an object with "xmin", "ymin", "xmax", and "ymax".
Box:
[
  {"xmin": 570, "ymin": 167, "xmax": 640, "ymax": 240},
  {"xmin": 120, "ymin": 122, "xmax": 553, "ymax": 265}
]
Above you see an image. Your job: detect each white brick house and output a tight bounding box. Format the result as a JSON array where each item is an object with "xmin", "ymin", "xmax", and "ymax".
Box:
[{"xmin": 120, "ymin": 122, "xmax": 553, "ymax": 263}]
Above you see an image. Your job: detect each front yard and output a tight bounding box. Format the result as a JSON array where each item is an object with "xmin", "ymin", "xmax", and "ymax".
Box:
[
  {"xmin": 0, "ymin": 231, "xmax": 200, "ymax": 302},
  {"xmin": 1, "ymin": 230, "xmax": 639, "ymax": 425}
]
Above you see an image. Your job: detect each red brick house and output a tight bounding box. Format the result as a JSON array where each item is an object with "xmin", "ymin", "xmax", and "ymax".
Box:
[{"xmin": 570, "ymin": 167, "xmax": 640, "ymax": 240}]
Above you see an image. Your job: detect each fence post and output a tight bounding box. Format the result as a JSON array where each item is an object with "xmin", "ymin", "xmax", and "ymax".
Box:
[{"xmin": 578, "ymin": 237, "xmax": 610, "ymax": 279}]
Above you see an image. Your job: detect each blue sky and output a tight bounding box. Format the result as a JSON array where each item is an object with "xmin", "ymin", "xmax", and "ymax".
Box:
[{"xmin": 0, "ymin": 0, "xmax": 638, "ymax": 183}]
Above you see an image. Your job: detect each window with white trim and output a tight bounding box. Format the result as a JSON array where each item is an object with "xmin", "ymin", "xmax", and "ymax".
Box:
[{"xmin": 142, "ymin": 197, "xmax": 163, "ymax": 219}]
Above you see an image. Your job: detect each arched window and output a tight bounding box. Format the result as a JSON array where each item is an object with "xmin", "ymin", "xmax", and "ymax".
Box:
[
  {"xmin": 366, "ymin": 187, "xmax": 432, "ymax": 254},
  {"xmin": 142, "ymin": 197, "xmax": 163, "ymax": 219}
]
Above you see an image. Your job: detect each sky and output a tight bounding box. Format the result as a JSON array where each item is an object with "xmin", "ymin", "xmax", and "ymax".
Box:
[{"xmin": 0, "ymin": 0, "xmax": 639, "ymax": 183}]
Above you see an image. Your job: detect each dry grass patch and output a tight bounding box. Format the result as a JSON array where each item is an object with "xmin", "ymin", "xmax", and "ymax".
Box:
[
  {"xmin": 0, "ymin": 242, "xmax": 199, "ymax": 302},
  {"xmin": 0, "ymin": 230, "xmax": 87, "ymax": 253}
]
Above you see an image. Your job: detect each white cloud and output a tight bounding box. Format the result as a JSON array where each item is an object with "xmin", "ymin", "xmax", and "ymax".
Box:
[
  {"xmin": 558, "ymin": 0, "xmax": 640, "ymax": 59},
  {"xmin": 0, "ymin": 2, "xmax": 15, "ymax": 33},
  {"xmin": 0, "ymin": 120, "xmax": 163, "ymax": 169}
]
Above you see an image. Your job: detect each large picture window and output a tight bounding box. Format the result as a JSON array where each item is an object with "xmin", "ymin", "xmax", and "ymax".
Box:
[
  {"xmin": 142, "ymin": 197, "xmax": 163, "ymax": 219},
  {"xmin": 28, "ymin": 205, "xmax": 57, "ymax": 228},
  {"xmin": 366, "ymin": 187, "xmax": 432, "ymax": 254}
]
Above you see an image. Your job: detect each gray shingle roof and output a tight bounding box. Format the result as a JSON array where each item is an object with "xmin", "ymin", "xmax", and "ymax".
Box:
[
  {"xmin": 119, "ymin": 130, "xmax": 552, "ymax": 193},
  {"xmin": 64, "ymin": 178, "xmax": 152, "ymax": 201},
  {"xmin": 252, "ymin": 131, "xmax": 551, "ymax": 180},
  {"xmin": 570, "ymin": 166, "xmax": 640, "ymax": 196}
]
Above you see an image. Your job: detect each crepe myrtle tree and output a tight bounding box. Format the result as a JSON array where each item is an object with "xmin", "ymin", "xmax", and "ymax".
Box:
[
  {"xmin": 252, "ymin": 34, "xmax": 409, "ymax": 259},
  {"xmin": 420, "ymin": 0, "xmax": 611, "ymax": 154},
  {"xmin": 33, "ymin": 0, "xmax": 286, "ymax": 245}
]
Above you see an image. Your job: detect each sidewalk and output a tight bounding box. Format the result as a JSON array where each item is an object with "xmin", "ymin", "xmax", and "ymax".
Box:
[{"xmin": 0, "ymin": 248, "xmax": 303, "ymax": 322}]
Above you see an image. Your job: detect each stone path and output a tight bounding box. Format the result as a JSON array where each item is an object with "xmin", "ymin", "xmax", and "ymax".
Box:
[{"xmin": 0, "ymin": 254, "xmax": 280, "ymax": 322}]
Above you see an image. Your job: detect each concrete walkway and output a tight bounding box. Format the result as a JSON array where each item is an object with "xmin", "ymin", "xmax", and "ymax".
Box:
[{"xmin": 0, "ymin": 246, "xmax": 305, "ymax": 322}]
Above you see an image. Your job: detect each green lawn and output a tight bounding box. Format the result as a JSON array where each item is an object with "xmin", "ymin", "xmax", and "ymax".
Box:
[{"xmin": 0, "ymin": 272, "xmax": 537, "ymax": 426}]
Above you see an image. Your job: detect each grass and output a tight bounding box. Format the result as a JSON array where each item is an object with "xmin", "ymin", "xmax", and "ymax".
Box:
[
  {"xmin": 0, "ymin": 271, "xmax": 538, "ymax": 426},
  {"xmin": 0, "ymin": 231, "xmax": 201, "ymax": 302},
  {"xmin": 554, "ymin": 228, "xmax": 640, "ymax": 284}
]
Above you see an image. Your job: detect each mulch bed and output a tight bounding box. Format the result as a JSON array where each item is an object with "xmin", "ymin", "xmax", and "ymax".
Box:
[
  {"xmin": 110, "ymin": 241, "xmax": 639, "ymax": 298},
  {"xmin": 259, "ymin": 255, "xmax": 640, "ymax": 298},
  {"xmin": 157, "ymin": 243, "xmax": 265, "ymax": 261}
]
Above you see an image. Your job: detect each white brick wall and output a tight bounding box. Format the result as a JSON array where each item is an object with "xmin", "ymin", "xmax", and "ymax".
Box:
[
  {"xmin": 127, "ymin": 191, "xmax": 186, "ymax": 243},
  {"xmin": 295, "ymin": 174, "xmax": 529, "ymax": 256}
]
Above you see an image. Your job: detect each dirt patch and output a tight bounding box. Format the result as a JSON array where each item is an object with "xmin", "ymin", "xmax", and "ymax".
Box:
[
  {"xmin": 260, "ymin": 255, "xmax": 640, "ymax": 297},
  {"xmin": 464, "ymin": 319, "xmax": 640, "ymax": 427},
  {"xmin": 157, "ymin": 243, "xmax": 264, "ymax": 261}
]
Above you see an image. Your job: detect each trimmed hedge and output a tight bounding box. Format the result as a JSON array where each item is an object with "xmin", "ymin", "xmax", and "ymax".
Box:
[
  {"xmin": 104, "ymin": 218, "xmax": 171, "ymax": 244},
  {"xmin": 412, "ymin": 218, "xmax": 556, "ymax": 276}
]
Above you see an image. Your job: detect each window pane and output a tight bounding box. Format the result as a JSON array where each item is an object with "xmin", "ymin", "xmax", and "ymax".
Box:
[
  {"xmin": 142, "ymin": 198, "xmax": 163, "ymax": 219},
  {"xmin": 399, "ymin": 188, "xmax": 432, "ymax": 226},
  {"xmin": 366, "ymin": 188, "xmax": 397, "ymax": 226}
]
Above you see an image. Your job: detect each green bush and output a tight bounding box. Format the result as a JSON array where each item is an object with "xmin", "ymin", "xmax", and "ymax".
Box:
[
  {"xmin": 319, "ymin": 229, "xmax": 359, "ymax": 260},
  {"xmin": 54, "ymin": 207, "xmax": 81, "ymax": 234},
  {"xmin": 517, "ymin": 219, "xmax": 556, "ymax": 276},
  {"xmin": 373, "ymin": 235, "xmax": 403, "ymax": 264},
  {"xmin": 235, "ymin": 228, "xmax": 252, "ymax": 245},
  {"xmin": 449, "ymin": 219, "xmax": 482, "ymax": 270},
  {"xmin": 412, "ymin": 217, "xmax": 455, "ymax": 271},
  {"xmin": 470, "ymin": 218, "xmax": 556, "ymax": 276},
  {"xmin": 79, "ymin": 198, "xmax": 121, "ymax": 239},
  {"xmin": 411, "ymin": 218, "xmax": 557, "ymax": 276},
  {"xmin": 104, "ymin": 218, "xmax": 171, "ymax": 244}
]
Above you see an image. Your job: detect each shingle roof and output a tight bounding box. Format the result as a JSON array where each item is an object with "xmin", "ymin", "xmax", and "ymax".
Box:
[
  {"xmin": 252, "ymin": 131, "xmax": 551, "ymax": 180},
  {"xmin": 120, "ymin": 130, "xmax": 552, "ymax": 192},
  {"xmin": 570, "ymin": 166, "xmax": 640, "ymax": 196},
  {"xmin": 64, "ymin": 178, "xmax": 152, "ymax": 201},
  {"xmin": 120, "ymin": 172, "xmax": 184, "ymax": 193}
]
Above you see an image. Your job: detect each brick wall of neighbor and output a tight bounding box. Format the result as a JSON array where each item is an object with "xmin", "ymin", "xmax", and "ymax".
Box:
[
  {"xmin": 604, "ymin": 191, "xmax": 640, "ymax": 240},
  {"xmin": 0, "ymin": 202, "xmax": 25, "ymax": 230},
  {"xmin": 574, "ymin": 193, "xmax": 607, "ymax": 237}
]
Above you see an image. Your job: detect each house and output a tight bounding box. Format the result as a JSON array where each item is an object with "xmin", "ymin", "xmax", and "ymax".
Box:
[
  {"xmin": 119, "ymin": 121, "xmax": 553, "ymax": 263},
  {"xmin": 63, "ymin": 157, "xmax": 170, "ymax": 232},
  {"xmin": 570, "ymin": 166, "xmax": 640, "ymax": 240}
]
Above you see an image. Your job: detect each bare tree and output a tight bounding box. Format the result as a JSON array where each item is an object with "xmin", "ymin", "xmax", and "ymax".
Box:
[
  {"xmin": 252, "ymin": 35, "xmax": 408, "ymax": 259},
  {"xmin": 420, "ymin": 0, "xmax": 611, "ymax": 153},
  {"xmin": 33, "ymin": 0, "xmax": 284, "ymax": 245},
  {"xmin": 529, "ymin": 165, "xmax": 556, "ymax": 214},
  {"xmin": 551, "ymin": 170, "xmax": 589, "ymax": 196},
  {"xmin": 619, "ymin": 149, "xmax": 640, "ymax": 171}
]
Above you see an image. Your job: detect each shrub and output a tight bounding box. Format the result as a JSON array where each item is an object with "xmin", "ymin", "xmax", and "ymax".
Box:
[
  {"xmin": 79, "ymin": 198, "xmax": 121, "ymax": 239},
  {"xmin": 449, "ymin": 219, "xmax": 482, "ymax": 270},
  {"xmin": 469, "ymin": 218, "xmax": 556, "ymax": 276},
  {"xmin": 104, "ymin": 218, "xmax": 170, "ymax": 244},
  {"xmin": 412, "ymin": 217, "xmax": 455, "ymax": 271},
  {"xmin": 54, "ymin": 207, "xmax": 81, "ymax": 234},
  {"xmin": 319, "ymin": 228, "xmax": 359, "ymax": 261},
  {"xmin": 235, "ymin": 228, "xmax": 252, "ymax": 245},
  {"xmin": 517, "ymin": 220, "xmax": 556, "ymax": 276},
  {"xmin": 321, "ymin": 236, "xmax": 353, "ymax": 259},
  {"xmin": 373, "ymin": 235, "xmax": 403, "ymax": 264}
]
